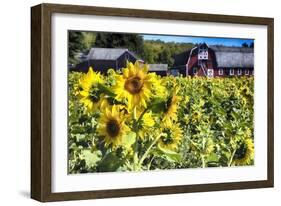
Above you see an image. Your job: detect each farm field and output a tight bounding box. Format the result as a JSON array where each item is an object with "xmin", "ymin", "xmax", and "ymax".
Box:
[{"xmin": 68, "ymin": 62, "xmax": 254, "ymax": 173}]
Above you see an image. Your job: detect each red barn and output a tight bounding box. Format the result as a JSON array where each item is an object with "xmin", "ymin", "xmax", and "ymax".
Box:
[{"xmin": 173, "ymin": 43, "xmax": 254, "ymax": 77}]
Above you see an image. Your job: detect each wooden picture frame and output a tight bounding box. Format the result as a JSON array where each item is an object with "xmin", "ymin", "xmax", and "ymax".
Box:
[{"xmin": 31, "ymin": 3, "xmax": 274, "ymax": 202}]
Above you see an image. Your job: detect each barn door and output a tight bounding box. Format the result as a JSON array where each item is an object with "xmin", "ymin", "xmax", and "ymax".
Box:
[{"xmin": 207, "ymin": 69, "xmax": 214, "ymax": 77}]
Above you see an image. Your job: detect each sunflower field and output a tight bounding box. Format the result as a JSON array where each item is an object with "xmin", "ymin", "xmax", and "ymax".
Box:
[{"xmin": 68, "ymin": 62, "xmax": 254, "ymax": 174}]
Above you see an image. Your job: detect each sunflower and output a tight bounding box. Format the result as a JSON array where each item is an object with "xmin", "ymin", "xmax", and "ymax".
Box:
[
  {"xmin": 99, "ymin": 95, "xmax": 127, "ymax": 113},
  {"xmin": 69, "ymin": 72, "xmax": 84, "ymax": 96},
  {"xmin": 232, "ymin": 138, "xmax": 254, "ymax": 166},
  {"xmin": 97, "ymin": 105, "xmax": 129, "ymax": 149},
  {"xmin": 158, "ymin": 123, "xmax": 183, "ymax": 151},
  {"xmin": 150, "ymin": 72, "xmax": 166, "ymax": 98},
  {"xmin": 99, "ymin": 95, "xmax": 112, "ymax": 110},
  {"xmin": 162, "ymin": 90, "xmax": 181, "ymax": 125},
  {"xmin": 79, "ymin": 67, "xmax": 105, "ymax": 112},
  {"xmin": 137, "ymin": 111, "xmax": 155, "ymax": 140},
  {"xmin": 113, "ymin": 62, "xmax": 157, "ymax": 110}
]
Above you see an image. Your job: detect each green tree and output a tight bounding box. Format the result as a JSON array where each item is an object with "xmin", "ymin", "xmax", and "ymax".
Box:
[
  {"xmin": 82, "ymin": 32, "xmax": 97, "ymax": 50},
  {"xmin": 68, "ymin": 31, "xmax": 86, "ymax": 65},
  {"xmin": 158, "ymin": 47, "xmax": 174, "ymax": 66},
  {"xmin": 95, "ymin": 33, "xmax": 144, "ymax": 56},
  {"xmin": 143, "ymin": 43, "xmax": 155, "ymax": 63}
]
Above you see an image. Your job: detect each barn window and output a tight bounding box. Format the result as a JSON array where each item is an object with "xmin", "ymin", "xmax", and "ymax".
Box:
[
  {"xmin": 229, "ymin": 69, "xmax": 235, "ymax": 75},
  {"xmin": 198, "ymin": 48, "xmax": 208, "ymax": 60},
  {"xmin": 219, "ymin": 69, "xmax": 223, "ymax": 75},
  {"xmin": 245, "ymin": 69, "xmax": 249, "ymax": 75},
  {"xmin": 237, "ymin": 69, "xmax": 242, "ymax": 75}
]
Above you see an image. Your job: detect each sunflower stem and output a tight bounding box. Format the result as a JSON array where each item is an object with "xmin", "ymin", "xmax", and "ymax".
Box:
[
  {"xmin": 133, "ymin": 107, "xmax": 139, "ymax": 171},
  {"xmin": 228, "ymin": 149, "xmax": 236, "ymax": 167},
  {"xmin": 147, "ymin": 156, "xmax": 155, "ymax": 170},
  {"xmin": 136, "ymin": 107, "xmax": 149, "ymax": 125},
  {"xmin": 186, "ymin": 136, "xmax": 205, "ymax": 167},
  {"xmin": 138, "ymin": 133, "xmax": 164, "ymax": 168},
  {"xmin": 185, "ymin": 136, "xmax": 201, "ymax": 151},
  {"xmin": 201, "ymin": 155, "xmax": 206, "ymax": 168}
]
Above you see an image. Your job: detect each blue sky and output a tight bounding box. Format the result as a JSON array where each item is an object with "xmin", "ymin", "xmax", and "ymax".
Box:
[{"xmin": 142, "ymin": 34, "xmax": 254, "ymax": 47}]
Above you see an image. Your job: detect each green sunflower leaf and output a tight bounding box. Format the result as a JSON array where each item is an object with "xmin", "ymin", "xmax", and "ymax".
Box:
[
  {"xmin": 157, "ymin": 146, "xmax": 182, "ymax": 162},
  {"xmin": 122, "ymin": 132, "xmax": 136, "ymax": 148},
  {"xmin": 97, "ymin": 83, "xmax": 116, "ymax": 97},
  {"xmin": 97, "ymin": 151, "xmax": 125, "ymax": 172},
  {"xmin": 149, "ymin": 98, "xmax": 166, "ymax": 113},
  {"xmin": 80, "ymin": 149, "xmax": 102, "ymax": 168},
  {"xmin": 206, "ymin": 153, "xmax": 219, "ymax": 162}
]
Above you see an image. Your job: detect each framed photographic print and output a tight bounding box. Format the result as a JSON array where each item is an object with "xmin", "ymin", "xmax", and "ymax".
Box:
[{"xmin": 31, "ymin": 3, "xmax": 274, "ymax": 202}]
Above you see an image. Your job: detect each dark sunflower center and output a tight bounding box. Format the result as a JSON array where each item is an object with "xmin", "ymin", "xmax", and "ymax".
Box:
[
  {"xmin": 234, "ymin": 142, "xmax": 247, "ymax": 159},
  {"xmin": 106, "ymin": 119, "xmax": 120, "ymax": 138},
  {"xmin": 78, "ymin": 85, "xmax": 83, "ymax": 92},
  {"xmin": 161, "ymin": 129, "xmax": 174, "ymax": 145},
  {"xmin": 124, "ymin": 77, "xmax": 143, "ymax": 94},
  {"xmin": 89, "ymin": 84, "xmax": 102, "ymax": 103}
]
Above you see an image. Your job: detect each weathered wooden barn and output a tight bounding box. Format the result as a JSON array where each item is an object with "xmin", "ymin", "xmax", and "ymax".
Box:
[
  {"xmin": 173, "ymin": 43, "xmax": 254, "ymax": 77},
  {"xmin": 72, "ymin": 48, "xmax": 139, "ymax": 73},
  {"xmin": 147, "ymin": 64, "xmax": 168, "ymax": 76}
]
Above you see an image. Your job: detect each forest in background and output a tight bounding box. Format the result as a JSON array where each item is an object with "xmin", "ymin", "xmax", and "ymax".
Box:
[{"xmin": 68, "ymin": 31, "xmax": 194, "ymax": 67}]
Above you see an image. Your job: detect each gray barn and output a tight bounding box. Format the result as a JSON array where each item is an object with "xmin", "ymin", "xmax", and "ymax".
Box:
[
  {"xmin": 73, "ymin": 48, "xmax": 140, "ymax": 74},
  {"xmin": 148, "ymin": 64, "xmax": 168, "ymax": 76}
]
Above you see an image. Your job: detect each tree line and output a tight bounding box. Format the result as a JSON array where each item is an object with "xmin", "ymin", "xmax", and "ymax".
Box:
[
  {"xmin": 68, "ymin": 31, "xmax": 195, "ymax": 67},
  {"xmin": 68, "ymin": 31, "xmax": 253, "ymax": 67}
]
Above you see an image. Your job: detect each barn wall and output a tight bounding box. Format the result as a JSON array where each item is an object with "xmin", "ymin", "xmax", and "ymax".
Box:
[
  {"xmin": 208, "ymin": 49, "xmax": 217, "ymax": 68},
  {"xmin": 213, "ymin": 68, "xmax": 222, "ymax": 77},
  {"xmin": 117, "ymin": 52, "xmax": 138, "ymax": 68},
  {"xmin": 73, "ymin": 61, "xmax": 90, "ymax": 73},
  {"xmin": 152, "ymin": 71, "xmax": 167, "ymax": 76},
  {"xmin": 89, "ymin": 60, "xmax": 117, "ymax": 74},
  {"xmin": 187, "ymin": 47, "xmax": 217, "ymax": 76},
  {"xmin": 215, "ymin": 68, "xmax": 254, "ymax": 77},
  {"xmin": 187, "ymin": 55, "xmax": 197, "ymax": 71},
  {"xmin": 73, "ymin": 60, "xmax": 117, "ymax": 73}
]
